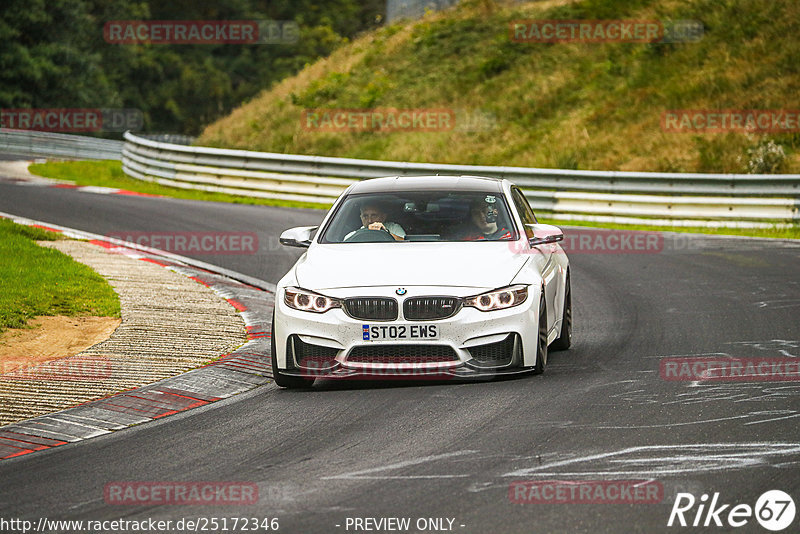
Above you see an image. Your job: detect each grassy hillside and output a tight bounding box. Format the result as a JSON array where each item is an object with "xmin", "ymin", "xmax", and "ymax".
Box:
[{"xmin": 197, "ymin": 0, "xmax": 800, "ymax": 174}]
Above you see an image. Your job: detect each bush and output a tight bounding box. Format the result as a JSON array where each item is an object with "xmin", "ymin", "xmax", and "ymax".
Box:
[{"xmin": 745, "ymin": 139, "xmax": 787, "ymax": 174}]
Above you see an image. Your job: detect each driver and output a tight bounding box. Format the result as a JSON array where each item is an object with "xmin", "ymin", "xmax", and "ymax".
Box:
[
  {"xmin": 344, "ymin": 202, "xmax": 406, "ymax": 241},
  {"xmin": 459, "ymin": 196, "xmax": 512, "ymax": 240}
]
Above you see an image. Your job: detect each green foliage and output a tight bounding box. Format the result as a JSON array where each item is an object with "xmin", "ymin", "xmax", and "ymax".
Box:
[
  {"xmin": 358, "ymin": 73, "xmax": 393, "ymax": 108},
  {"xmin": 694, "ymin": 136, "xmax": 728, "ymax": 173},
  {"xmin": 198, "ymin": 0, "xmax": 799, "ymax": 174},
  {"xmin": 0, "ymin": 0, "xmax": 116, "ymax": 109},
  {"xmin": 292, "ymin": 72, "xmax": 352, "ymax": 108},
  {"xmin": 0, "ymin": 0, "xmax": 385, "ymax": 134},
  {"xmin": 694, "ymin": 135, "xmax": 753, "ymax": 174}
]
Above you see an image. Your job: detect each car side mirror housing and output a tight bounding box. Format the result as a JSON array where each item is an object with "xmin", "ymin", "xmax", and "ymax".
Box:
[
  {"xmin": 526, "ymin": 224, "xmax": 564, "ymax": 247},
  {"xmin": 279, "ymin": 226, "xmax": 318, "ymax": 248}
]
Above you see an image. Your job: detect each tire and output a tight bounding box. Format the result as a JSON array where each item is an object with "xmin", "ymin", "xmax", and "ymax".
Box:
[
  {"xmin": 531, "ymin": 295, "xmax": 548, "ymax": 375},
  {"xmin": 270, "ymin": 313, "xmax": 314, "ymax": 389},
  {"xmin": 551, "ymin": 272, "xmax": 572, "ymax": 351}
]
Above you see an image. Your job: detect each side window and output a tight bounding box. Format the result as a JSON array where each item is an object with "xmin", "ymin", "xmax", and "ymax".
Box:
[{"xmin": 511, "ymin": 187, "xmax": 537, "ymax": 238}]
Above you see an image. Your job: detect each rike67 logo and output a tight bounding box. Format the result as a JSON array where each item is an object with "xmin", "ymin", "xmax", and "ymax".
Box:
[{"xmin": 668, "ymin": 490, "xmax": 796, "ymax": 531}]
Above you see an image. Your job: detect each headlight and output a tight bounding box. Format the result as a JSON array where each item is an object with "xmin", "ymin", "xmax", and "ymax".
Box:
[
  {"xmin": 284, "ymin": 287, "xmax": 341, "ymax": 313},
  {"xmin": 464, "ymin": 285, "xmax": 528, "ymax": 311}
]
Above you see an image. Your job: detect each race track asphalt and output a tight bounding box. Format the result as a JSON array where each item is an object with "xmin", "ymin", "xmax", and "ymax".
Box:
[{"xmin": 1, "ymin": 179, "xmax": 798, "ymax": 533}]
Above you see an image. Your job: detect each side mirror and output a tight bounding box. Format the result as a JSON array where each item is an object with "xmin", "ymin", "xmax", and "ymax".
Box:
[
  {"xmin": 279, "ymin": 226, "xmax": 318, "ymax": 248},
  {"xmin": 526, "ymin": 224, "xmax": 564, "ymax": 247}
]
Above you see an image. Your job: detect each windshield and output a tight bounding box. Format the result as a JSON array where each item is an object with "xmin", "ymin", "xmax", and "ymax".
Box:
[{"xmin": 318, "ymin": 191, "xmax": 518, "ymax": 243}]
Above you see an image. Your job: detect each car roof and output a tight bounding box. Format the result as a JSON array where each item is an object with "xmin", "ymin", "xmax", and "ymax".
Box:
[{"xmin": 347, "ymin": 175, "xmax": 506, "ymax": 194}]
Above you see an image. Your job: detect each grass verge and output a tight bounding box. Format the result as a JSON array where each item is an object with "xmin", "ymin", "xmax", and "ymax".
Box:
[
  {"xmin": 28, "ymin": 160, "xmax": 330, "ymax": 210},
  {"xmin": 28, "ymin": 160, "xmax": 799, "ymax": 239},
  {"xmin": 0, "ymin": 218, "xmax": 121, "ymax": 332}
]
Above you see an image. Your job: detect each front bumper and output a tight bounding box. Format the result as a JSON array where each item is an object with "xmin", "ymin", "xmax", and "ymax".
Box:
[
  {"xmin": 273, "ymin": 285, "xmax": 541, "ymax": 380},
  {"xmin": 276, "ymin": 361, "xmax": 533, "ymax": 380}
]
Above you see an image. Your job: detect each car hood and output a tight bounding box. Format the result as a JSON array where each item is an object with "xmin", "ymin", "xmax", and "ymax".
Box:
[{"xmin": 294, "ymin": 242, "xmax": 529, "ymax": 290}]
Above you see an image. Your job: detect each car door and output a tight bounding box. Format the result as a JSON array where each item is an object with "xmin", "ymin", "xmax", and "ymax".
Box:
[{"xmin": 511, "ymin": 187, "xmax": 559, "ymax": 333}]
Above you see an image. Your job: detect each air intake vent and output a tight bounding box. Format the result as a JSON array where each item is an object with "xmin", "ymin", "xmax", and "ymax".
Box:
[
  {"xmin": 347, "ymin": 344, "xmax": 458, "ymax": 364},
  {"xmin": 344, "ymin": 297, "xmax": 398, "ymax": 321},
  {"xmin": 403, "ymin": 297, "xmax": 461, "ymax": 320},
  {"xmin": 291, "ymin": 337, "xmax": 339, "ymax": 370},
  {"xmin": 467, "ymin": 335, "xmax": 515, "ymax": 366}
]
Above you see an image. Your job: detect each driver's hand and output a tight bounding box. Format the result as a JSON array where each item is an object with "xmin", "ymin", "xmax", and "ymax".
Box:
[{"xmin": 368, "ymin": 222, "xmax": 386, "ymax": 232}]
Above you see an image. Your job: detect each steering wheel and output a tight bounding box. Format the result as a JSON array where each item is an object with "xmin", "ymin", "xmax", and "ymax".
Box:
[{"xmin": 343, "ymin": 228, "xmax": 395, "ymax": 242}]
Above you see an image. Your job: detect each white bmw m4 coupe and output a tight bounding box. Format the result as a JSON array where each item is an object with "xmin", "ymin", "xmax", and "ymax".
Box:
[{"xmin": 272, "ymin": 175, "xmax": 571, "ymax": 387}]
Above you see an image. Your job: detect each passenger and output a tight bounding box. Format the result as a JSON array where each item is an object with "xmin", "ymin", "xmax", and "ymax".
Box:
[
  {"xmin": 344, "ymin": 202, "xmax": 406, "ymax": 241},
  {"xmin": 459, "ymin": 196, "xmax": 512, "ymax": 240}
]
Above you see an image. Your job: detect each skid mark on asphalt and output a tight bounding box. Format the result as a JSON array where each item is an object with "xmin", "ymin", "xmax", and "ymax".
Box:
[
  {"xmin": 321, "ymin": 450, "xmax": 478, "ymax": 480},
  {"xmin": 743, "ymin": 410, "xmax": 800, "ymax": 425},
  {"xmin": 645, "ymin": 339, "xmax": 800, "ymax": 363},
  {"xmin": 563, "ymin": 409, "xmax": 800, "ymax": 429},
  {"xmin": 502, "ymin": 443, "xmax": 800, "ymax": 478},
  {"xmin": 577, "ymin": 414, "xmax": 754, "ymax": 429},
  {"xmin": 729, "ymin": 339, "xmax": 800, "ymax": 357},
  {"xmin": 611, "ymin": 382, "xmax": 800, "ymax": 405},
  {"xmin": 756, "ymin": 299, "xmax": 800, "ymax": 310},
  {"xmin": 607, "ymin": 340, "xmax": 800, "ymax": 415}
]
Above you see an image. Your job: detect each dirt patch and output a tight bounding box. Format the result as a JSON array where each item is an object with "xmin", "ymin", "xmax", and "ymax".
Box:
[{"xmin": 0, "ymin": 316, "xmax": 121, "ymax": 374}]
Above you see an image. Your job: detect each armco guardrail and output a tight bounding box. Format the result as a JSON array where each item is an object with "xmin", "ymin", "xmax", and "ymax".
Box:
[
  {"xmin": 122, "ymin": 132, "xmax": 799, "ymax": 228},
  {"xmin": 0, "ymin": 129, "xmax": 123, "ymax": 160}
]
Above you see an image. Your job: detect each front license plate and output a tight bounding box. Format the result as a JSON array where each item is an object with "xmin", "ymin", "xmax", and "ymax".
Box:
[{"xmin": 362, "ymin": 324, "xmax": 439, "ymax": 341}]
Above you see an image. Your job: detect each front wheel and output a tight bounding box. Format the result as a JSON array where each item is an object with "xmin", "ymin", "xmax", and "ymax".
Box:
[
  {"xmin": 531, "ymin": 296, "xmax": 548, "ymax": 375},
  {"xmin": 270, "ymin": 313, "xmax": 314, "ymax": 388},
  {"xmin": 551, "ymin": 272, "xmax": 571, "ymax": 351}
]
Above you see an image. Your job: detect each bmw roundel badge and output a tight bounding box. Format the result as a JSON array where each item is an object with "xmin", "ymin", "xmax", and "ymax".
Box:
[{"xmin": 396, "ymin": 288, "xmax": 407, "ymax": 295}]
